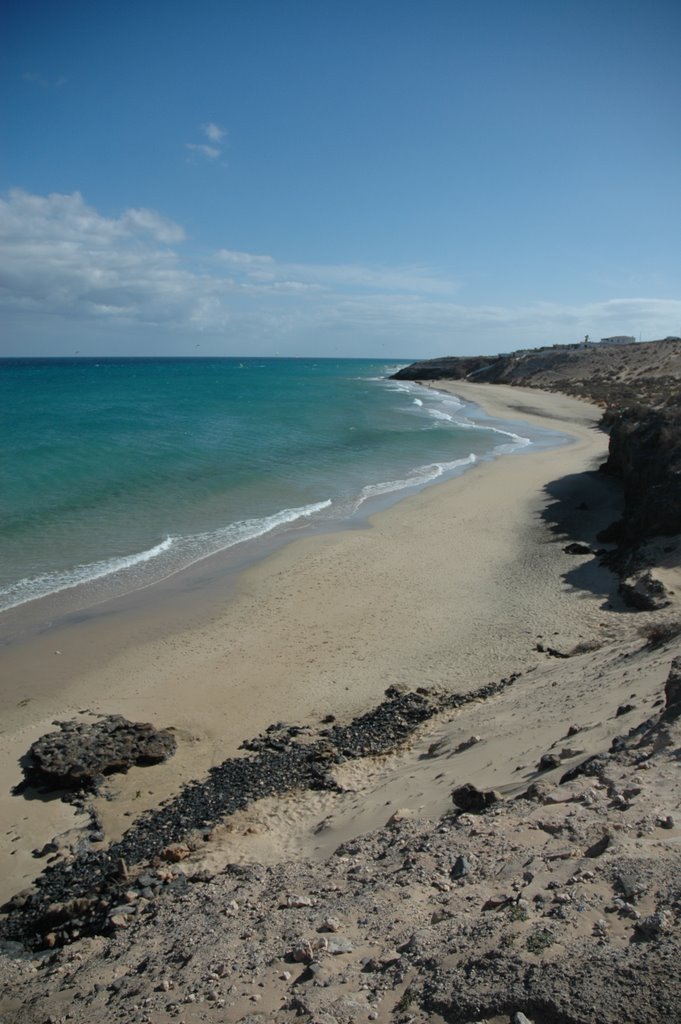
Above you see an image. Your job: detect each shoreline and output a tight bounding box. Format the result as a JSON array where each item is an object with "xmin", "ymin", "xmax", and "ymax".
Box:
[
  {"xmin": 0, "ymin": 383, "xmax": 618, "ymax": 904},
  {"xmin": 0, "ymin": 378, "xmax": 564, "ymax": 637}
]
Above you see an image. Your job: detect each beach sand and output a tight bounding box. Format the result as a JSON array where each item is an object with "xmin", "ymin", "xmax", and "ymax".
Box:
[{"xmin": 0, "ymin": 383, "xmax": 650, "ymax": 903}]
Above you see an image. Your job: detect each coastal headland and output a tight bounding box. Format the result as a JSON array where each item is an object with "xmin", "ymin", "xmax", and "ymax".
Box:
[{"xmin": 2, "ymin": 354, "xmax": 680, "ymax": 1023}]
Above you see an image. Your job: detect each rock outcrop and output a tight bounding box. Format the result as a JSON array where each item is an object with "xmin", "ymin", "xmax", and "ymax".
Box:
[
  {"xmin": 394, "ymin": 340, "xmax": 681, "ymax": 542},
  {"xmin": 25, "ymin": 715, "xmax": 177, "ymax": 791},
  {"xmin": 2, "ymin": 681, "xmax": 520, "ymax": 951},
  {"xmin": 3, "ymin": 672, "xmax": 680, "ymax": 1024},
  {"xmin": 663, "ymin": 656, "xmax": 681, "ymax": 721},
  {"xmin": 392, "ymin": 338, "xmax": 681, "ymax": 408},
  {"xmin": 599, "ymin": 401, "xmax": 681, "ymax": 540},
  {"xmin": 391, "ymin": 355, "xmax": 501, "ymax": 381}
]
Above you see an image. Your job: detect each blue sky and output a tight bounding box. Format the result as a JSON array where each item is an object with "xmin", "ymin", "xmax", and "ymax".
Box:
[{"xmin": 1, "ymin": 0, "xmax": 680, "ymax": 357}]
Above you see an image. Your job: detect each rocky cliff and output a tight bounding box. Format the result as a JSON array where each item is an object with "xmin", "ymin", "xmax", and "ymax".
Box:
[
  {"xmin": 600, "ymin": 400, "xmax": 681, "ymax": 540},
  {"xmin": 394, "ymin": 340, "xmax": 681, "ymax": 542}
]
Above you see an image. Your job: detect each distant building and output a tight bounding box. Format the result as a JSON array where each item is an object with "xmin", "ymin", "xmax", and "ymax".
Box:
[{"xmin": 600, "ymin": 335, "xmax": 636, "ymax": 345}]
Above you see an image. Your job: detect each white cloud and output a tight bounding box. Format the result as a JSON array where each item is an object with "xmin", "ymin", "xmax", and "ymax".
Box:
[
  {"xmin": 185, "ymin": 123, "xmax": 226, "ymax": 161},
  {"xmin": 185, "ymin": 143, "xmax": 220, "ymax": 160},
  {"xmin": 0, "ymin": 190, "xmax": 196, "ymax": 328},
  {"xmin": 120, "ymin": 207, "xmax": 186, "ymax": 243},
  {"xmin": 0, "ymin": 189, "xmax": 184, "ymax": 245},
  {"xmin": 216, "ymin": 249, "xmax": 274, "ymax": 266},
  {"xmin": 292, "ymin": 261, "xmax": 460, "ymax": 296},
  {"xmin": 1, "ymin": 189, "xmax": 680, "ymax": 357},
  {"xmin": 214, "ymin": 248, "xmax": 460, "ymax": 297},
  {"xmin": 201, "ymin": 122, "xmax": 225, "ymax": 143}
]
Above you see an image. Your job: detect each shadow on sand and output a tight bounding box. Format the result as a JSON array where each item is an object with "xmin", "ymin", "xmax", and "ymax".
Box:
[{"xmin": 538, "ymin": 463, "xmax": 629, "ymax": 610}]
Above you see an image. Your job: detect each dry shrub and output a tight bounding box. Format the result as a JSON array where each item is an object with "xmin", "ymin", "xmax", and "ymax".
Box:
[{"xmin": 640, "ymin": 620, "xmax": 681, "ymax": 648}]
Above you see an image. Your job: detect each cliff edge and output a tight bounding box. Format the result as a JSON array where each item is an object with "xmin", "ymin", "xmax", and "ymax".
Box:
[{"xmin": 394, "ymin": 339, "xmax": 681, "ymax": 543}]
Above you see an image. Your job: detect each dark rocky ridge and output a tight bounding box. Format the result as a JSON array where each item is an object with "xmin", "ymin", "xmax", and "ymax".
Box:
[
  {"xmin": 390, "ymin": 355, "xmax": 499, "ymax": 382},
  {"xmin": 1, "ymin": 678, "xmax": 518, "ymax": 951},
  {"xmin": 392, "ymin": 338, "xmax": 681, "ymax": 409},
  {"xmin": 599, "ymin": 400, "xmax": 681, "ymax": 540},
  {"xmin": 393, "ymin": 339, "xmax": 681, "ymax": 543},
  {"xmin": 3, "ymin": 663, "xmax": 680, "ymax": 1024}
]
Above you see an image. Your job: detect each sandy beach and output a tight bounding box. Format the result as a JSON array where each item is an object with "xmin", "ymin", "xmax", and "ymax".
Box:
[
  {"xmin": 1, "ymin": 382, "xmax": 624, "ymax": 901},
  {"xmin": 3, "ymin": 380, "xmax": 681, "ymax": 1024}
]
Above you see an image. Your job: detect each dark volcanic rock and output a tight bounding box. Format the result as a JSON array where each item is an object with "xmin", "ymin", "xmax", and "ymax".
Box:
[
  {"xmin": 26, "ymin": 715, "xmax": 177, "ymax": 790},
  {"xmin": 391, "ymin": 356, "xmax": 501, "ymax": 381},
  {"xmin": 537, "ymin": 753, "xmax": 561, "ymax": 772},
  {"xmin": 452, "ymin": 783, "xmax": 499, "ymax": 813},
  {"xmin": 663, "ymin": 656, "xmax": 681, "ymax": 721},
  {"xmin": 563, "ymin": 542, "xmax": 592, "ymax": 555},
  {"xmin": 600, "ymin": 402, "xmax": 681, "ymax": 540},
  {"xmin": 450, "ymin": 855, "xmax": 471, "ymax": 879},
  {"xmin": 1, "ymin": 678, "xmax": 521, "ymax": 951}
]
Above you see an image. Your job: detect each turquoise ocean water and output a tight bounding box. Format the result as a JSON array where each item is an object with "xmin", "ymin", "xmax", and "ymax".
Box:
[{"xmin": 0, "ymin": 357, "xmax": 550, "ymax": 616}]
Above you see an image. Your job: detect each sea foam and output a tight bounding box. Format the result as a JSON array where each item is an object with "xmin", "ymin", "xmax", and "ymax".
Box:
[
  {"xmin": 0, "ymin": 501, "xmax": 332, "ymax": 612},
  {"xmin": 355, "ymin": 453, "xmax": 477, "ymax": 507},
  {"xmin": 0, "ymin": 358, "xmax": 559, "ymax": 618},
  {"xmin": 0, "ymin": 538, "xmax": 174, "ymax": 611}
]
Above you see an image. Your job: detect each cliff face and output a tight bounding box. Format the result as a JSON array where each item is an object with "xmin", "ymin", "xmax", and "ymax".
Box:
[
  {"xmin": 601, "ymin": 401, "xmax": 681, "ymax": 540},
  {"xmin": 394, "ymin": 340, "xmax": 681, "ymax": 542},
  {"xmin": 391, "ymin": 356, "xmax": 500, "ymax": 380},
  {"xmin": 393, "ymin": 339, "xmax": 681, "ymax": 408}
]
